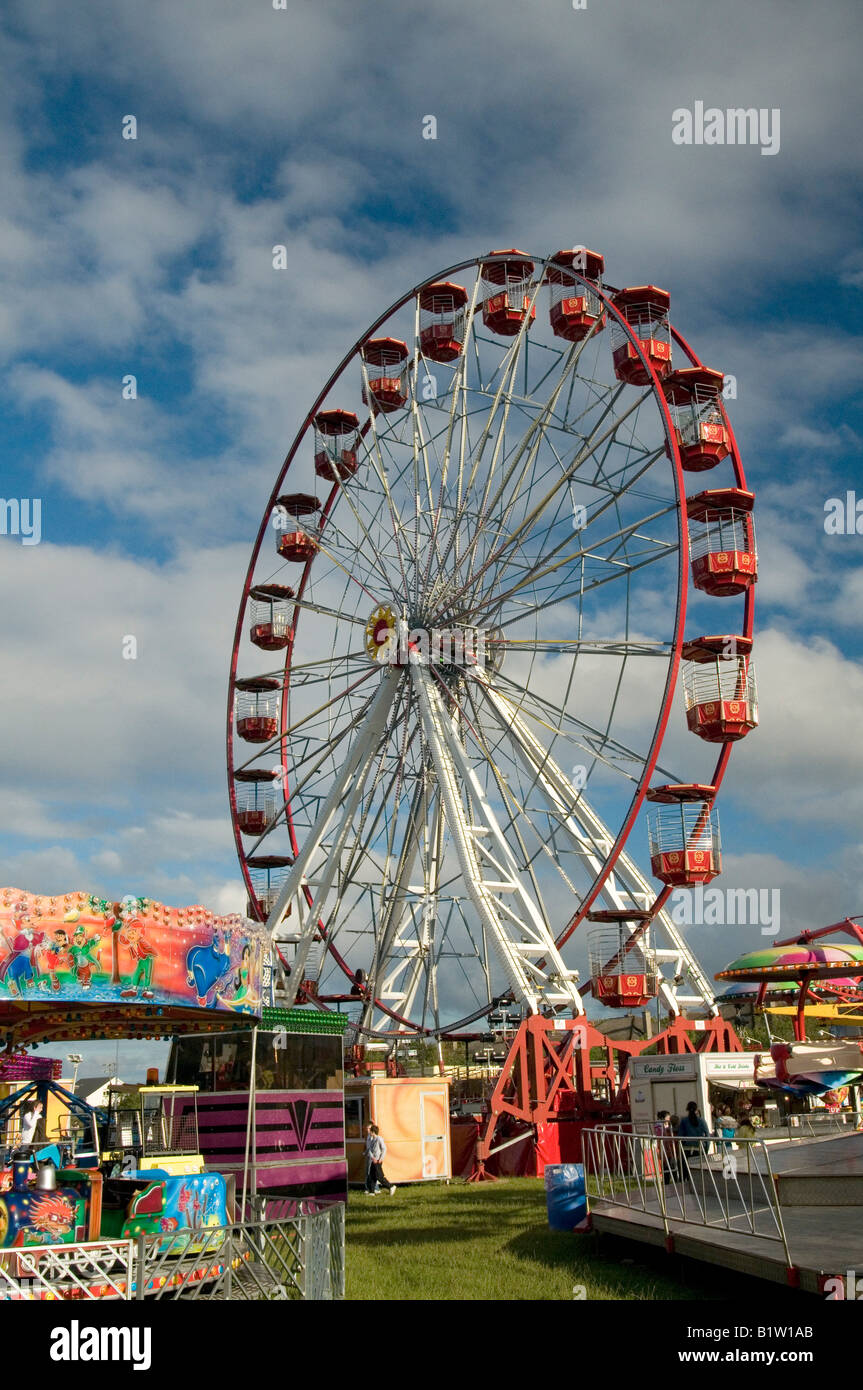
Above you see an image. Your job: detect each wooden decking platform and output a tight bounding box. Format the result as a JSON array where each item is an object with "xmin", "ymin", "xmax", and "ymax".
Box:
[{"xmin": 590, "ymin": 1132, "xmax": 863, "ymax": 1295}]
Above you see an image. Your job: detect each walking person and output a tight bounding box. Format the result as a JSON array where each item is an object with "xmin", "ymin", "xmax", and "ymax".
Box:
[
  {"xmin": 364, "ymin": 1123, "xmax": 396, "ymax": 1195},
  {"xmin": 363, "ymin": 1122, "xmax": 378, "ymax": 1194}
]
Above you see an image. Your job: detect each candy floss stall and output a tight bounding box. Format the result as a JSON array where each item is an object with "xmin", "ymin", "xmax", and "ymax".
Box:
[{"xmin": 0, "ymin": 888, "xmax": 347, "ymax": 1300}]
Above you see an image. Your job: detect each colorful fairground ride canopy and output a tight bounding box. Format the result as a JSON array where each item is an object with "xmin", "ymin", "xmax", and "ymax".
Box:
[{"xmin": 0, "ymin": 889, "xmax": 274, "ymax": 1048}]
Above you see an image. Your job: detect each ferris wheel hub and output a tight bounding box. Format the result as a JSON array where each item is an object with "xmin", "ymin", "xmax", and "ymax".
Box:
[{"xmin": 365, "ymin": 608, "xmax": 489, "ymax": 671}]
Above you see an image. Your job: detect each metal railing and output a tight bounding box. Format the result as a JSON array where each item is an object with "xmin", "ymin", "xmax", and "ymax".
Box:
[
  {"xmin": 0, "ymin": 1239, "xmax": 135, "ymax": 1302},
  {"xmin": 784, "ymin": 1110, "xmax": 861, "ymax": 1138},
  {"xmin": 0, "ymin": 1204, "xmax": 344, "ymax": 1302},
  {"xmin": 583, "ymin": 1126, "xmax": 792, "ymax": 1267}
]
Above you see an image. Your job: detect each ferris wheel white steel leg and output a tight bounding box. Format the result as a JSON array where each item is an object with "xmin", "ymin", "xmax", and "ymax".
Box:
[
  {"xmin": 265, "ymin": 670, "xmax": 402, "ymax": 1000},
  {"xmin": 360, "ymin": 773, "xmax": 444, "ymax": 1033},
  {"xmin": 476, "ymin": 679, "xmax": 718, "ymax": 1016},
  {"xmin": 411, "ymin": 662, "xmax": 583, "ymax": 1015}
]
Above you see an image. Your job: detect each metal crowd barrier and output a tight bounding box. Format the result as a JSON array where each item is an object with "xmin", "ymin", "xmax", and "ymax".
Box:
[{"xmin": 0, "ymin": 1203, "xmax": 345, "ymax": 1302}]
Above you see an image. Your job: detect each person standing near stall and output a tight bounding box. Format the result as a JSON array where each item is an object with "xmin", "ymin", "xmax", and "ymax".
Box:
[{"xmin": 20, "ymin": 1100, "xmax": 44, "ymax": 1150}]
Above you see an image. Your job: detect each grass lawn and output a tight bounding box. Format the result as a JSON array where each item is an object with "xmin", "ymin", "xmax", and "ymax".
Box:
[{"xmin": 344, "ymin": 1177, "xmax": 767, "ymax": 1301}]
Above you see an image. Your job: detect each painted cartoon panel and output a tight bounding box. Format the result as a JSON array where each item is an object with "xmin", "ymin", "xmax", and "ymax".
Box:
[
  {"xmin": 0, "ymin": 1166, "xmax": 229, "ymax": 1253},
  {"xmin": 0, "ymin": 889, "xmax": 272, "ymax": 1019},
  {"xmin": 121, "ymin": 1173, "xmax": 229, "ymax": 1254},
  {"xmin": 0, "ymin": 1162, "xmax": 87, "ymax": 1248}
]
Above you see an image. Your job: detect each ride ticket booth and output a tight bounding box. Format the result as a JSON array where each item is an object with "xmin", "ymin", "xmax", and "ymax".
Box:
[{"xmin": 627, "ymin": 1052, "xmax": 763, "ymax": 1131}]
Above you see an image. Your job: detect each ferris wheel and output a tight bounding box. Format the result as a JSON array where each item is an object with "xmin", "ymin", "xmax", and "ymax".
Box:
[{"xmin": 227, "ymin": 248, "xmax": 758, "ymax": 1039}]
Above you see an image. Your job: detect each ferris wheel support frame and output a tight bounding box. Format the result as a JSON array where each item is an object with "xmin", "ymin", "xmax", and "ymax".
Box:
[
  {"xmin": 471, "ymin": 1009, "xmax": 745, "ymax": 1180},
  {"xmin": 476, "ymin": 678, "xmax": 719, "ymax": 1016},
  {"xmin": 411, "ymin": 654, "xmax": 584, "ymax": 1016},
  {"xmin": 263, "ymin": 670, "xmax": 401, "ymax": 1002}
]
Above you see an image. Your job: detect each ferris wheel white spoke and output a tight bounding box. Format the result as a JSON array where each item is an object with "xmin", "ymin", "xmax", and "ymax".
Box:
[
  {"xmin": 358, "ymin": 381, "xmax": 414, "ymax": 605},
  {"xmin": 476, "ymin": 363, "xmax": 626, "ymax": 546},
  {"xmin": 409, "ymin": 388, "xmax": 450, "ymax": 601},
  {"xmin": 308, "ymin": 528, "xmax": 404, "ymax": 608},
  {"xmin": 420, "ymin": 366, "xmax": 518, "ymax": 608},
  {"xmin": 289, "ymin": 596, "xmax": 369, "ymax": 627},
  {"xmin": 264, "ymin": 671, "xmax": 401, "ymax": 963},
  {"xmin": 321, "ymin": 481, "xmax": 410, "ymax": 605},
  {"xmin": 487, "ymin": 666, "xmax": 679, "ymax": 786},
  {"xmin": 427, "ymin": 282, "xmax": 543, "ymax": 592},
  {"xmin": 461, "ymin": 683, "xmax": 568, "ymax": 917},
  {"xmin": 366, "ymin": 779, "xmax": 445, "ymax": 1032},
  {"xmin": 474, "ymin": 677, "xmax": 716, "ymax": 1015},
  {"xmin": 413, "ymin": 276, "xmax": 484, "ymax": 590},
  {"xmin": 438, "ymin": 343, "xmax": 582, "ymax": 606},
  {"xmin": 469, "ymin": 500, "xmax": 677, "ymax": 623},
  {"xmin": 451, "ymin": 281, "xmax": 484, "ymax": 573},
  {"xmin": 442, "ymin": 385, "xmax": 652, "ymax": 620},
  {"xmin": 464, "ymin": 437, "xmax": 669, "ymax": 618},
  {"xmin": 296, "ymin": 711, "xmax": 414, "ymax": 895},
  {"xmin": 495, "ymin": 638, "xmax": 669, "ymax": 656},
  {"xmin": 479, "ymin": 540, "xmax": 681, "ymax": 642},
  {"xmin": 344, "ymin": 704, "xmax": 420, "ymax": 925},
  {"xmin": 454, "ymin": 341, "xmax": 597, "ymax": 597},
  {"xmin": 411, "ymin": 661, "xmax": 582, "ymax": 1014}
]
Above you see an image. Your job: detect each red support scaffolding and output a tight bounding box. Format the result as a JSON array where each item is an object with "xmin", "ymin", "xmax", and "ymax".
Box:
[{"xmin": 468, "ymin": 1012, "xmax": 741, "ymax": 1180}]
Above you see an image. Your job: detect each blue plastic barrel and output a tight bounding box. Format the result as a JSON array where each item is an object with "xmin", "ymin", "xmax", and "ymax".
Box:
[{"xmin": 544, "ymin": 1162, "xmax": 587, "ymax": 1231}]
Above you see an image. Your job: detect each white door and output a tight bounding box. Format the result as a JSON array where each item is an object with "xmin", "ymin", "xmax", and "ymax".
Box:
[
  {"xmin": 654, "ymin": 1081, "xmax": 693, "ymax": 1119},
  {"xmin": 419, "ymin": 1089, "xmax": 448, "ymax": 1180}
]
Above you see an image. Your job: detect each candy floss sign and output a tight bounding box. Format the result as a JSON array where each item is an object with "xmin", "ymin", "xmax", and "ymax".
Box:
[{"xmin": 0, "ymin": 889, "xmax": 273, "ymax": 1017}]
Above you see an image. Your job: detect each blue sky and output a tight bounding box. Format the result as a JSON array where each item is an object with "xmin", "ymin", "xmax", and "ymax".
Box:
[{"xmin": 1, "ymin": 0, "xmax": 862, "ymax": 1075}]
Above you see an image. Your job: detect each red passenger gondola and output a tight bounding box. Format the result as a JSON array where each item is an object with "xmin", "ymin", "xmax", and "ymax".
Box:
[
  {"xmin": 479, "ymin": 251, "xmax": 536, "ymax": 336},
  {"xmin": 663, "ymin": 366, "xmax": 729, "ymax": 471},
  {"xmin": 686, "ymin": 488, "xmax": 757, "ymax": 595},
  {"xmin": 646, "ymin": 783, "xmax": 720, "ymax": 886},
  {"xmin": 587, "ymin": 912, "xmax": 659, "ymax": 1008},
  {"xmin": 361, "ymin": 338, "xmax": 409, "ymax": 413},
  {"xmin": 249, "ymin": 583, "xmax": 294, "ymax": 651},
  {"xmin": 419, "ymin": 282, "xmax": 469, "ymax": 363},
  {"xmin": 610, "ymin": 285, "xmax": 672, "ymax": 385},
  {"xmin": 275, "ymin": 493, "xmax": 321, "ymax": 563},
  {"xmin": 234, "ymin": 768, "xmax": 280, "ymax": 837},
  {"xmin": 546, "ymin": 248, "xmax": 605, "ymax": 342},
  {"xmin": 681, "ymin": 635, "xmax": 758, "ymax": 743},
  {"xmin": 313, "ymin": 409, "xmax": 360, "ymax": 481},
  {"xmin": 235, "ymin": 677, "xmax": 280, "ymax": 744}
]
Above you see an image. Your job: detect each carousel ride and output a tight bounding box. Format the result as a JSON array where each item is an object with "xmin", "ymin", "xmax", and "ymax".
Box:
[
  {"xmin": 0, "ymin": 889, "xmax": 270, "ymax": 1259},
  {"xmin": 716, "ymin": 916, "xmax": 863, "ymax": 1098},
  {"xmin": 226, "ymin": 247, "xmax": 759, "ymax": 1167}
]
